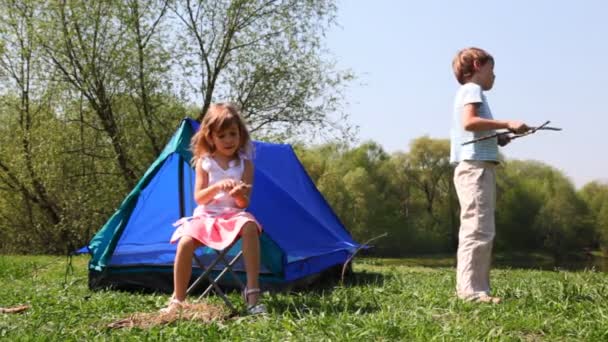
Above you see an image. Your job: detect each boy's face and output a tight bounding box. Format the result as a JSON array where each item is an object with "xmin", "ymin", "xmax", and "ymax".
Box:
[{"xmin": 477, "ymin": 61, "xmax": 495, "ymax": 90}]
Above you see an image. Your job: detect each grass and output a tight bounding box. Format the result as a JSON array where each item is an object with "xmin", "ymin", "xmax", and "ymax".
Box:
[{"xmin": 1, "ymin": 255, "xmax": 608, "ymax": 341}]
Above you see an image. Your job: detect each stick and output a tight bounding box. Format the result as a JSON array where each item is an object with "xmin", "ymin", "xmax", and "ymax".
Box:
[
  {"xmin": 461, "ymin": 121, "xmax": 561, "ymax": 145},
  {"xmin": 340, "ymin": 232, "xmax": 388, "ymax": 283},
  {"xmin": 0, "ymin": 305, "xmax": 30, "ymax": 314}
]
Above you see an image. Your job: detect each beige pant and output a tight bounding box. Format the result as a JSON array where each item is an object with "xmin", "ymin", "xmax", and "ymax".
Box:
[{"xmin": 453, "ymin": 160, "xmax": 496, "ymax": 300}]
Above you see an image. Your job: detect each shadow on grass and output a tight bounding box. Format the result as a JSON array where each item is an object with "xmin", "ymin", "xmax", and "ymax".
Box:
[
  {"xmin": 492, "ymin": 252, "xmax": 608, "ymax": 273},
  {"xmin": 265, "ymin": 289, "xmax": 382, "ymax": 316},
  {"xmin": 357, "ymin": 255, "xmax": 455, "ymax": 269},
  {"xmin": 266, "ymin": 263, "xmax": 387, "ymax": 294},
  {"xmin": 259, "ymin": 265, "xmax": 386, "ymax": 316},
  {"xmin": 357, "ymin": 253, "xmax": 608, "ymax": 272}
]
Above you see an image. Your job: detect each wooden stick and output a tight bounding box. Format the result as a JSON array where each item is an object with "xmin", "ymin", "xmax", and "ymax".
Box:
[
  {"xmin": 0, "ymin": 305, "xmax": 30, "ymax": 314},
  {"xmin": 461, "ymin": 121, "xmax": 560, "ymax": 145}
]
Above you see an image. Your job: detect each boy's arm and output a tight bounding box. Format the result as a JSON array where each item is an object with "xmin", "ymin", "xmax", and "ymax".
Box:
[{"xmin": 463, "ymin": 103, "xmax": 528, "ymax": 133}]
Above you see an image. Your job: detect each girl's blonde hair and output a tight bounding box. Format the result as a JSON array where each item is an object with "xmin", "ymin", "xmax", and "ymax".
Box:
[
  {"xmin": 452, "ymin": 47, "xmax": 494, "ymax": 85},
  {"xmin": 190, "ymin": 103, "xmax": 252, "ymax": 162}
]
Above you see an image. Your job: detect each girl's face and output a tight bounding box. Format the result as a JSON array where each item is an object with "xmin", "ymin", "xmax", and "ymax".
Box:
[
  {"xmin": 211, "ymin": 122, "xmax": 240, "ymax": 158},
  {"xmin": 477, "ymin": 61, "xmax": 495, "ymax": 90}
]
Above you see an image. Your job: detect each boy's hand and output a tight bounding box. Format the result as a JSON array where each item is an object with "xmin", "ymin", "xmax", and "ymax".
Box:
[
  {"xmin": 506, "ymin": 121, "xmax": 529, "ymax": 134},
  {"xmin": 497, "ymin": 134, "xmax": 511, "ymax": 147}
]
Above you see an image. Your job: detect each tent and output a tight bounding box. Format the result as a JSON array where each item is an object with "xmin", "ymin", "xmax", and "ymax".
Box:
[{"xmin": 87, "ymin": 118, "xmax": 359, "ymax": 292}]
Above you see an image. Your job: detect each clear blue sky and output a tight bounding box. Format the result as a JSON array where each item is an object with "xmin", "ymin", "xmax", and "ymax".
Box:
[{"xmin": 326, "ymin": 0, "xmax": 607, "ymax": 188}]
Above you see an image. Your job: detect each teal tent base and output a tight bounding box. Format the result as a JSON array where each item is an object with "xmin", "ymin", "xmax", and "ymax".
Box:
[{"xmin": 89, "ymin": 263, "xmax": 346, "ymax": 294}]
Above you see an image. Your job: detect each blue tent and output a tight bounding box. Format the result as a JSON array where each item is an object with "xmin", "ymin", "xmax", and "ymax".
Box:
[{"xmin": 87, "ymin": 118, "xmax": 359, "ymax": 292}]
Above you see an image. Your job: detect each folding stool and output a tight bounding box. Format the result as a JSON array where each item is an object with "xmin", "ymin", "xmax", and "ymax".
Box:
[{"xmin": 186, "ymin": 240, "xmax": 247, "ymax": 312}]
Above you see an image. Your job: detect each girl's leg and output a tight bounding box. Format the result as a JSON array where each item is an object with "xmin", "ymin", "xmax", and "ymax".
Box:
[
  {"xmin": 172, "ymin": 236, "xmax": 202, "ymax": 301},
  {"xmin": 241, "ymin": 222, "xmax": 261, "ymax": 306}
]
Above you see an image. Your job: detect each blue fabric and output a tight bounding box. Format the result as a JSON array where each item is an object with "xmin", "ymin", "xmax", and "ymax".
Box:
[
  {"xmin": 88, "ymin": 118, "xmax": 359, "ymax": 283},
  {"xmin": 249, "ymin": 142, "xmax": 358, "ymax": 261}
]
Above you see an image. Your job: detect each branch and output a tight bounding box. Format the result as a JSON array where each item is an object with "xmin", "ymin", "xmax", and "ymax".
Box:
[{"xmin": 141, "ymin": 0, "xmax": 170, "ymax": 48}]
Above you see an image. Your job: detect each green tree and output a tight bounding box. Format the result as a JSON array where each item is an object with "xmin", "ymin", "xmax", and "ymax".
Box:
[
  {"xmin": 0, "ymin": 1, "xmax": 69, "ymax": 251},
  {"xmin": 38, "ymin": 0, "xmax": 140, "ymax": 187},
  {"xmin": 579, "ymin": 181, "xmax": 608, "ymax": 254},
  {"xmin": 119, "ymin": 0, "xmax": 172, "ymax": 155},
  {"xmin": 400, "ymin": 137, "xmax": 454, "ymax": 251},
  {"xmin": 0, "ymin": 0, "xmax": 353, "ymax": 254},
  {"xmin": 495, "ymin": 161, "xmax": 546, "ymax": 250},
  {"xmin": 171, "ymin": 0, "xmax": 353, "ymax": 140},
  {"xmin": 522, "ymin": 164, "xmax": 594, "ymax": 259},
  {"xmin": 0, "ymin": 0, "xmax": 184, "ymax": 253},
  {"xmin": 534, "ymin": 190, "xmax": 591, "ymax": 260},
  {"xmin": 402, "ymin": 137, "xmax": 451, "ymax": 220}
]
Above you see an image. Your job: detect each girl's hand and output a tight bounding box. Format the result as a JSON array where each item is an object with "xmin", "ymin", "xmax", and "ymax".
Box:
[
  {"xmin": 229, "ymin": 182, "xmax": 252, "ymax": 197},
  {"xmin": 497, "ymin": 134, "xmax": 511, "ymax": 147},
  {"xmin": 215, "ymin": 179, "xmax": 239, "ymax": 191}
]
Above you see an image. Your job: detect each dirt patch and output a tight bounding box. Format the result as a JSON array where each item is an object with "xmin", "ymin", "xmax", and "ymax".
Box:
[{"xmin": 107, "ymin": 302, "xmax": 229, "ymax": 329}]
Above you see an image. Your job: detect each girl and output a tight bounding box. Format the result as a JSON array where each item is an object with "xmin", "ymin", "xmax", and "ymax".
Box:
[{"xmin": 162, "ymin": 103, "xmax": 265, "ymax": 315}]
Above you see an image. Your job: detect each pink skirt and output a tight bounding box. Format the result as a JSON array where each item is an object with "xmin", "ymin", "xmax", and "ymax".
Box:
[{"xmin": 170, "ymin": 206, "xmax": 262, "ymax": 250}]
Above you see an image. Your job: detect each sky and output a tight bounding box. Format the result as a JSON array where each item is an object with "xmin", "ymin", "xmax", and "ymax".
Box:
[{"xmin": 325, "ymin": 0, "xmax": 607, "ymax": 188}]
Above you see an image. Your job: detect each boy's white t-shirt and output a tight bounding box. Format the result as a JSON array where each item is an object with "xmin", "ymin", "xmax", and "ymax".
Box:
[{"xmin": 450, "ymin": 82, "xmax": 498, "ymax": 163}]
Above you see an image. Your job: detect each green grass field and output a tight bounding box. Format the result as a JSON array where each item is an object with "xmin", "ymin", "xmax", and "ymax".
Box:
[{"xmin": 1, "ymin": 255, "xmax": 607, "ymax": 341}]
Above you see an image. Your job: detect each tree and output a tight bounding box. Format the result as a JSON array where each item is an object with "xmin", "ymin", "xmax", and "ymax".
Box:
[
  {"xmin": 495, "ymin": 161, "xmax": 546, "ymax": 251},
  {"xmin": 534, "ymin": 189, "xmax": 592, "ymax": 261},
  {"xmin": 171, "ymin": 0, "xmax": 353, "ymax": 140},
  {"xmin": 400, "ymin": 137, "xmax": 455, "ymax": 249},
  {"xmin": 0, "ymin": 1, "xmax": 353, "ymax": 254},
  {"xmin": 579, "ymin": 181, "xmax": 608, "ymax": 254},
  {"xmin": 39, "ymin": 0, "xmax": 140, "ymax": 187},
  {"xmin": 0, "ymin": 1, "xmax": 64, "ymax": 244},
  {"xmin": 120, "ymin": 0, "xmax": 172, "ymax": 155},
  {"xmin": 525, "ymin": 166, "xmax": 594, "ymax": 260},
  {"xmin": 401, "ymin": 137, "xmax": 451, "ymax": 219}
]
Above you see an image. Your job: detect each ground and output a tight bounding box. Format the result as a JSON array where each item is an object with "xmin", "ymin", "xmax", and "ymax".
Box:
[{"xmin": 1, "ymin": 255, "xmax": 607, "ymax": 340}]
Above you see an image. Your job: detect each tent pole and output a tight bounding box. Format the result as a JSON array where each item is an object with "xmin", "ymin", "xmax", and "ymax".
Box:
[{"xmin": 178, "ymin": 156, "xmax": 185, "ymax": 217}]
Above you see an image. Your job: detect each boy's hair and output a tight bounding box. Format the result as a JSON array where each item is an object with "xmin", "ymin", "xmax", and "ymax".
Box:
[
  {"xmin": 452, "ymin": 47, "xmax": 494, "ymax": 85},
  {"xmin": 190, "ymin": 103, "xmax": 252, "ymax": 161}
]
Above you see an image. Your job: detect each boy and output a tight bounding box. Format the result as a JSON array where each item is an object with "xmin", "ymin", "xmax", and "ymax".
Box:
[{"xmin": 450, "ymin": 47, "xmax": 528, "ymax": 303}]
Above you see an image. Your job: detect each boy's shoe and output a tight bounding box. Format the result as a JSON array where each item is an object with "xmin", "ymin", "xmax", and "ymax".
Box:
[{"xmin": 475, "ymin": 295, "xmax": 501, "ymax": 304}]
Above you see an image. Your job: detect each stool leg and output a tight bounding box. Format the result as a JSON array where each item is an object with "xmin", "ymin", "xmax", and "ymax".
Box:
[
  {"xmin": 187, "ymin": 248, "xmax": 228, "ymax": 294},
  {"xmin": 187, "ymin": 248, "xmax": 240, "ymax": 313}
]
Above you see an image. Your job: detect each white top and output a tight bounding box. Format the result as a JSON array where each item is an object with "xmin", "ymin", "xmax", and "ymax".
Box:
[
  {"xmin": 450, "ymin": 82, "xmax": 499, "ymax": 163},
  {"xmin": 198, "ymin": 155, "xmax": 246, "ymax": 213}
]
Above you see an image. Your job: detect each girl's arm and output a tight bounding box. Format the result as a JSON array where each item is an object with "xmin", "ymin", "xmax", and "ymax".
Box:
[
  {"xmin": 194, "ymin": 160, "xmax": 224, "ymax": 205},
  {"xmin": 231, "ymin": 159, "xmax": 254, "ymax": 209},
  {"xmin": 462, "ymin": 103, "xmax": 528, "ymax": 133}
]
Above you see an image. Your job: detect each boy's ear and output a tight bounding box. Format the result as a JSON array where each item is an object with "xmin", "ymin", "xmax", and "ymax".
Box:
[{"xmin": 472, "ymin": 59, "xmax": 481, "ymax": 71}]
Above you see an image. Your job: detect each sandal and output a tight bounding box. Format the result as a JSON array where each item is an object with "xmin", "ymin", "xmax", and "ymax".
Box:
[
  {"xmin": 242, "ymin": 287, "xmax": 267, "ymax": 315},
  {"xmin": 160, "ymin": 297, "xmax": 186, "ymax": 313}
]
